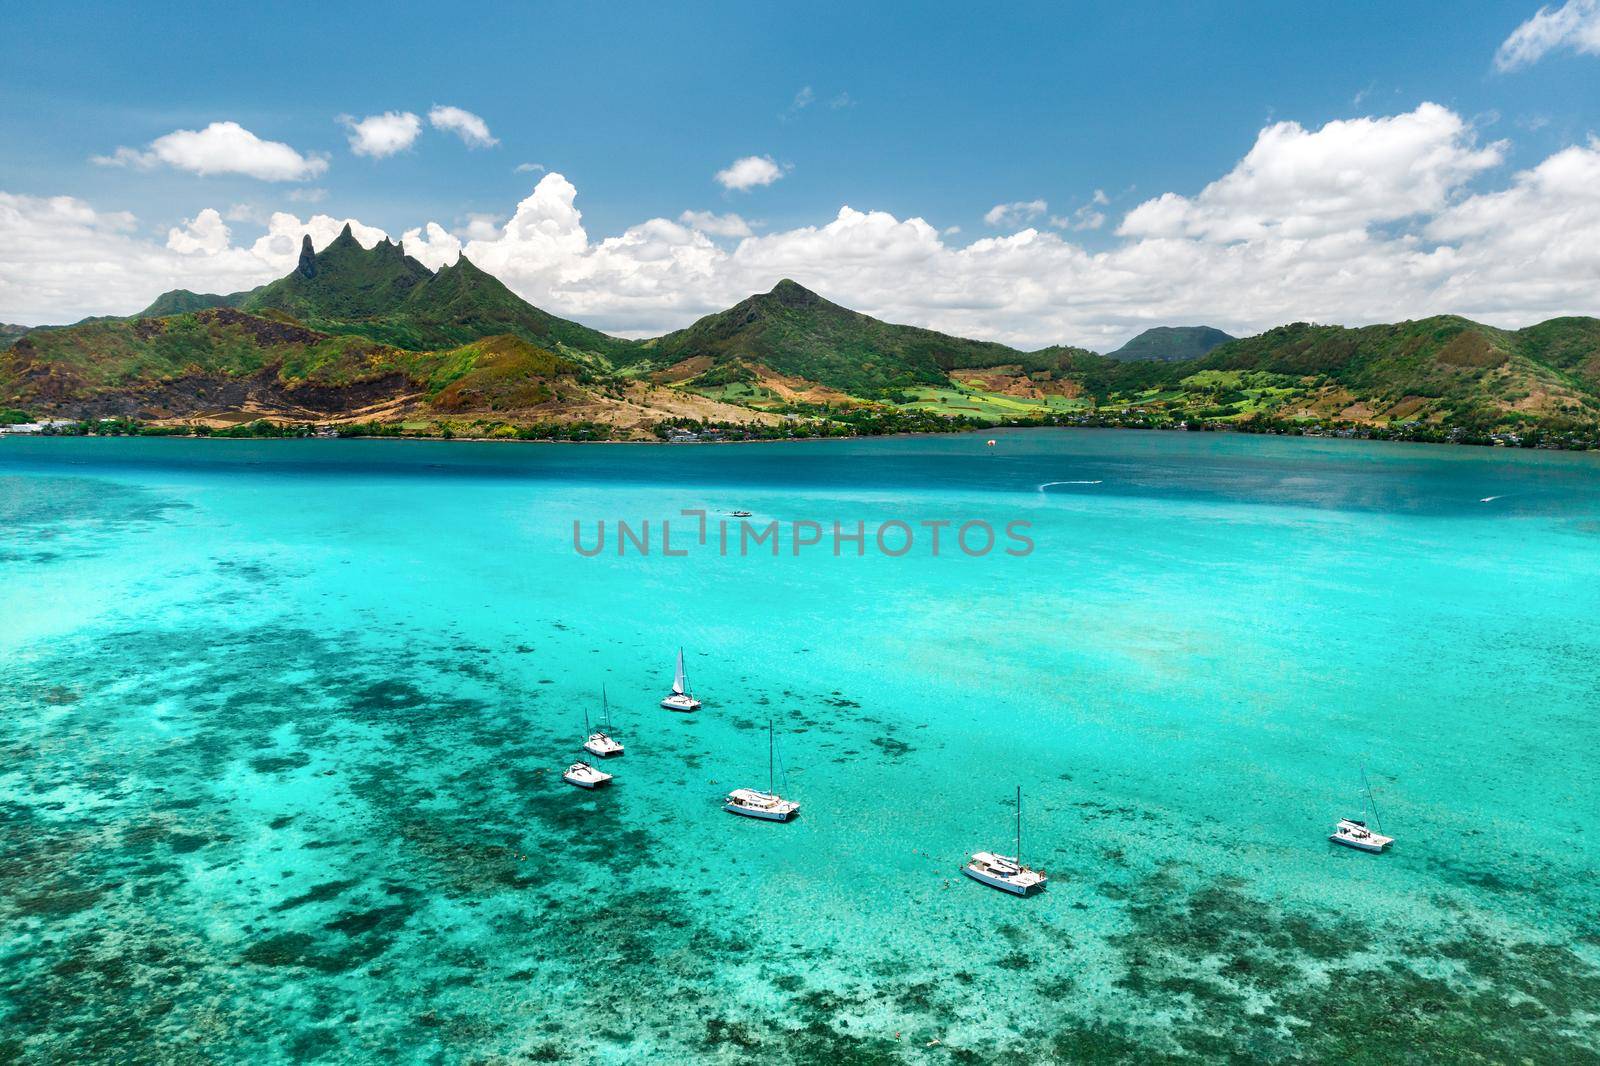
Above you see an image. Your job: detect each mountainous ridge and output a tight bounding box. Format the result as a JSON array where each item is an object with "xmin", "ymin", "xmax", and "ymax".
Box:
[
  {"xmin": 136, "ymin": 289, "xmax": 250, "ymax": 318},
  {"xmin": 118, "ymin": 226, "xmax": 635, "ymax": 362},
  {"xmin": 242, "ymin": 229, "xmax": 434, "ymax": 321},
  {"xmin": 634, "ymin": 278, "xmax": 1027, "ymax": 397},
  {"xmin": 4, "ymin": 237, "xmax": 1599, "ymax": 443}
]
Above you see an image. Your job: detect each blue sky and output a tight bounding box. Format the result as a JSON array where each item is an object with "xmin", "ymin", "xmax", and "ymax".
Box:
[{"xmin": 4, "ymin": 1, "xmax": 1600, "ymax": 346}]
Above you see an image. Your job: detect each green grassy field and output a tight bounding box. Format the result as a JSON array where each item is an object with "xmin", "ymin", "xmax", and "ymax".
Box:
[{"xmin": 896, "ymin": 384, "xmax": 1092, "ymax": 421}]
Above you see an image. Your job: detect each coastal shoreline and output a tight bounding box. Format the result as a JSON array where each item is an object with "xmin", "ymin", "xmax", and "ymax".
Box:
[{"xmin": 6, "ymin": 420, "xmax": 1599, "ymax": 458}]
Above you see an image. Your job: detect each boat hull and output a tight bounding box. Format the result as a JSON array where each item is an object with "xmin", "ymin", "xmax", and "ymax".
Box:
[
  {"xmin": 661, "ymin": 696, "xmax": 701, "ymax": 712},
  {"xmin": 962, "ymin": 865, "xmax": 1045, "ymax": 896},
  {"xmin": 1329, "ymin": 834, "xmax": 1388, "ymax": 853},
  {"xmin": 584, "ymin": 741, "xmax": 624, "ymax": 758},
  {"xmin": 723, "ymin": 802, "xmax": 796, "ymax": 822}
]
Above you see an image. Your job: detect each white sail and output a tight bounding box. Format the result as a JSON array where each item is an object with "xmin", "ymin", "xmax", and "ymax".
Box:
[{"xmin": 672, "ymin": 648, "xmax": 688, "ymax": 696}]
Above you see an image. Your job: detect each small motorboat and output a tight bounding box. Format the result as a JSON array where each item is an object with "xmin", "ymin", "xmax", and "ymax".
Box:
[
  {"xmin": 661, "ymin": 647, "xmax": 701, "ymax": 712},
  {"xmin": 730, "ymin": 510, "xmax": 753, "ymax": 518},
  {"xmin": 962, "ymin": 786, "xmax": 1047, "ymax": 896},
  {"xmin": 563, "ymin": 761, "xmax": 613, "ymax": 789},
  {"xmin": 583, "ymin": 686, "xmax": 624, "ymax": 758},
  {"xmin": 723, "ymin": 720, "xmax": 799, "ymax": 822}
]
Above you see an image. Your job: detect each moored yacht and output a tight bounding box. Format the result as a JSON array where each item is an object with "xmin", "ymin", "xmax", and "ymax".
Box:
[
  {"xmin": 962, "ymin": 786, "xmax": 1047, "ymax": 896},
  {"xmin": 563, "ymin": 761, "xmax": 613, "ymax": 789},
  {"xmin": 1329, "ymin": 818, "xmax": 1392, "ymax": 853},
  {"xmin": 1329, "ymin": 768, "xmax": 1394, "ymax": 853},
  {"xmin": 724, "ymin": 720, "xmax": 799, "ymax": 822},
  {"xmin": 661, "ymin": 647, "xmax": 701, "ymax": 712},
  {"xmin": 583, "ymin": 686, "xmax": 624, "ymax": 759}
]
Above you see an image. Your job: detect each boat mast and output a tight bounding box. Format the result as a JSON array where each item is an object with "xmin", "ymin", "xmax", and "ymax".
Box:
[
  {"xmin": 1361, "ymin": 766, "xmax": 1383, "ymax": 833},
  {"xmin": 602, "ymin": 684, "xmax": 610, "ymax": 730},
  {"xmin": 768, "ymin": 719, "xmax": 775, "ymax": 794},
  {"xmin": 674, "ymin": 647, "xmax": 689, "ymax": 697},
  {"xmin": 1016, "ymin": 785, "xmax": 1023, "ymax": 864}
]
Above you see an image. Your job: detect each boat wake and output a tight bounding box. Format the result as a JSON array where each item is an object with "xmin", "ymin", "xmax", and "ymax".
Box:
[
  {"xmin": 1479, "ymin": 495, "xmax": 1508, "ymax": 503},
  {"xmin": 1038, "ymin": 480, "xmax": 1103, "ymax": 492}
]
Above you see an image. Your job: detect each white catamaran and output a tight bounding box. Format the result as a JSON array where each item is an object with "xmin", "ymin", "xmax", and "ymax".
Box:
[
  {"xmin": 1329, "ymin": 767, "xmax": 1394, "ymax": 853},
  {"xmin": 584, "ymin": 686, "xmax": 624, "ymax": 759},
  {"xmin": 963, "ymin": 786, "xmax": 1048, "ymax": 896},
  {"xmin": 660, "ymin": 647, "xmax": 702, "ymax": 712},
  {"xmin": 563, "ymin": 760, "xmax": 613, "ymax": 789},
  {"xmin": 724, "ymin": 720, "xmax": 800, "ymax": 822}
]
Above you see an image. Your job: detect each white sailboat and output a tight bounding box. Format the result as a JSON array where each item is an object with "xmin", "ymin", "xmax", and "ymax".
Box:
[
  {"xmin": 563, "ymin": 760, "xmax": 613, "ymax": 789},
  {"xmin": 1329, "ymin": 767, "xmax": 1394, "ymax": 853},
  {"xmin": 584, "ymin": 686, "xmax": 624, "ymax": 759},
  {"xmin": 963, "ymin": 786, "xmax": 1048, "ymax": 896},
  {"xmin": 660, "ymin": 647, "xmax": 701, "ymax": 712},
  {"xmin": 724, "ymin": 720, "xmax": 800, "ymax": 822}
]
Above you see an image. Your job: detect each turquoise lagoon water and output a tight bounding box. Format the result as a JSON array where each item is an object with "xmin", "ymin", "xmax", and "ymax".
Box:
[{"xmin": 1, "ymin": 429, "xmax": 1598, "ymax": 1063}]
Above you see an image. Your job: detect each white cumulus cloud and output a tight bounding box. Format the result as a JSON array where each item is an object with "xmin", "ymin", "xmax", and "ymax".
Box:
[
  {"xmin": 92, "ymin": 121, "xmax": 327, "ymax": 181},
  {"xmin": 429, "ymin": 105, "xmax": 498, "ymax": 148},
  {"xmin": 398, "ymin": 222, "xmax": 462, "ymax": 270},
  {"xmin": 1119, "ymin": 103, "xmax": 1503, "ymax": 241},
  {"xmin": 340, "ymin": 111, "xmax": 423, "ymax": 158},
  {"xmin": 1050, "ymin": 195, "xmax": 1108, "ymax": 232},
  {"xmin": 14, "ymin": 104, "xmax": 1600, "ymax": 355},
  {"xmin": 166, "ymin": 208, "xmax": 232, "ymax": 255},
  {"xmin": 1496, "ymin": 0, "xmax": 1600, "ymax": 70},
  {"xmin": 679, "ymin": 210, "xmax": 754, "ymax": 238},
  {"xmin": 0, "ymin": 193, "xmax": 381, "ymax": 321},
  {"xmin": 985, "ymin": 199, "xmax": 1048, "ymax": 227},
  {"xmin": 715, "ymin": 155, "xmax": 786, "ymax": 191}
]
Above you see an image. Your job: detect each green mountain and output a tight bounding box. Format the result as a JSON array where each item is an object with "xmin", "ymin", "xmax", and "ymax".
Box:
[
  {"xmin": 0, "ymin": 306, "xmax": 595, "ymax": 422},
  {"xmin": 136, "ymin": 289, "xmax": 247, "ymax": 318},
  {"xmin": 1, "ymin": 323, "xmax": 30, "ymax": 349},
  {"xmin": 242, "ymin": 229, "xmax": 433, "ymax": 321},
  {"xmin": 1108, "ymin": 325, "xmax": 1235, "ymax": 361},
  {"xmin": 237, "ymin": 228, "xmax": 632, "ymax": 359},
  {"xmin": 632, "ymin": 279, "xmax": 1023, "ymax": 396},
  {"xmin": 134, "ymin": 226, "xmax": 635, "ymax": 361},
  {"xmin": 1196, "ymin": 315, "xmax": 1600, "ymax": 425},
  {"xmin": 386, "ymin": 253, "xmax": 632, "ymax": 358},
  {"xmin": 7, "ymin": 237, "xmax": 1599, "ymax": 441}
]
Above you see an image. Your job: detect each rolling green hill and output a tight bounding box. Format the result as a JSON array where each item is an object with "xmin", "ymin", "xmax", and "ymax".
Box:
[
  {"xmin": 1108, "ymin": 325, "xmax": 1235, "ymax": 361},
  {"xmin": 1196, "ymin": 316, "xmax": 1600, "ymax": 426},
  {"xmin": 1, "ymin": 323, "xmax": 30, "ymax": 349},
  {"xmin": 135, "ymin": 289, "xmax": 248, "ymax": 318},
  {"xmin": 633, "ymin": 279, "xmax": 1024, "ymax": 396}
]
